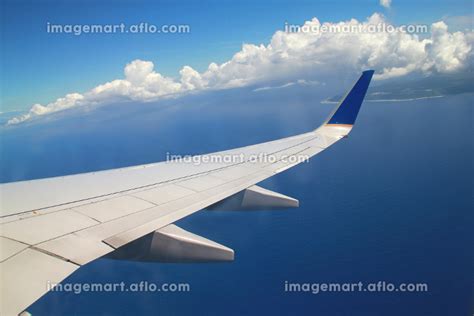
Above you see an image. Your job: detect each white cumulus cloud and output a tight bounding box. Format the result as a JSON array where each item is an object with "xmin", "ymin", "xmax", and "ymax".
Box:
[
  {"xmin": 8, "ymin": 13, "xmax": 473, "ymax": 125},
  {"xmin": 380, "ymin": 0, "xmax": 392, "ymax": 9}
]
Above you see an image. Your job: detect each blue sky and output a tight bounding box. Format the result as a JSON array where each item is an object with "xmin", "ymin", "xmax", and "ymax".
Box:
[
  {"xmin": 0, "ymin": 0, "xmax": 472, "ymax": 112},
  {"xmin": 0, "ymin": 3, "xmax": 473, "ymax": 315}
]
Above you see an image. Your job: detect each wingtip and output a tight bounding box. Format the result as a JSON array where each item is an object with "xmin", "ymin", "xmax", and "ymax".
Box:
[
  {"xmin": 362, "ymin": 70, "xmax": 375, "ymax": 79},
  {"xmin": 324, "ymin": 70, "xmax": 375, "ymax": 126}
]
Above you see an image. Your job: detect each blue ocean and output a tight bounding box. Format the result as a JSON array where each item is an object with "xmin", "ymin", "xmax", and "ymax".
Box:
[{"xmin": 1, "ymin": 84, "xmax": 472, "ymax": 315}]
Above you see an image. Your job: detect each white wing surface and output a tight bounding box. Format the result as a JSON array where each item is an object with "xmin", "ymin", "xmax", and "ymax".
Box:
[{"xmin": 0, "ymin": 71, "xmax": 374, "ymax": 315}]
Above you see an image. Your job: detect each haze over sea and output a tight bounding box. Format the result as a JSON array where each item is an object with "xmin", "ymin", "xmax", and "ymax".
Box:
[{"xmin": 0, "ymin": 83, "xmax": 472, "ymax": 315}]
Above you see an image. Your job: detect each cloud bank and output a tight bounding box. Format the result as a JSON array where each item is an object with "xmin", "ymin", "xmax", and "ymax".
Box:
[{"xmin": 8, "ymin": 13, "xmax": 472, "ymax": 125}]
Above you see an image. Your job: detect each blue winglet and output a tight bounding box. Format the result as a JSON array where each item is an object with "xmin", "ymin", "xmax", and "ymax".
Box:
[{"xmin": 326, "ymin": 70, "xmax": 374, "ymax": 126}]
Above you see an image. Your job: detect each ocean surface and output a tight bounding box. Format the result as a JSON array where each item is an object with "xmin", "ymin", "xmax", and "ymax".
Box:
[{"xmin": 1, "ymin": 84, "xmax": 472, "ymax": 316}]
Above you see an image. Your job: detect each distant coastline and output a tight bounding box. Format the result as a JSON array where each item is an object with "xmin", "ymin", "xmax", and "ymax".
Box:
[
  {"xmin": 323, "ymin": 72, "xmax": 473, "ymax": 104},
  {"xmin": 321, "ymin": 94, "xmax": 445, "ymax": 104}
]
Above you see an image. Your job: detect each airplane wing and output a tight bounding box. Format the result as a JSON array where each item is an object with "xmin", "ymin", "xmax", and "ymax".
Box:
[{"xmin": 0, "ymin": 70, "xmax": 374, "ymax": 315}]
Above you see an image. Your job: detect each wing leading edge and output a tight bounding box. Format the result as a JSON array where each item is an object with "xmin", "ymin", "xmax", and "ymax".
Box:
[{"xmin": 0, "ymin": 70, "xmax": 374, "ymax": 315}]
